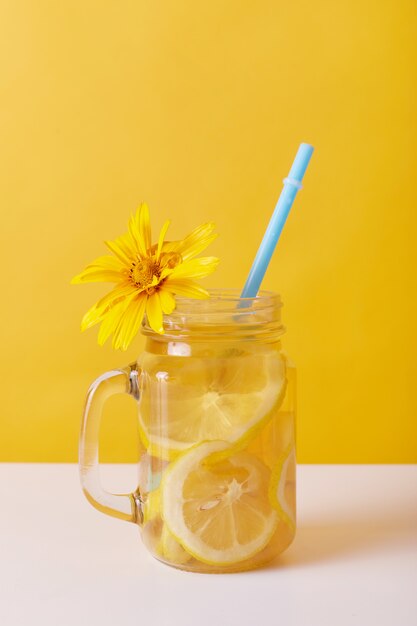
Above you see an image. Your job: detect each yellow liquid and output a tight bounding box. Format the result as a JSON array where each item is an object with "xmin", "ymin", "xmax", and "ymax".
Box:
[{"xmin": 137, "ymin": 337, "xmax": 296, "ymax": 573}]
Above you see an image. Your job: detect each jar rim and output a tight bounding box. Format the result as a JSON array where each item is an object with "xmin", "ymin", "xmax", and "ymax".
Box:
[
  {"xmin": 142, "ymin": 289, "xmax": 284, "ymax": 339},
  {"xmin": 173, "ymin": 289, "xmax": 282, "ymax": 312}
]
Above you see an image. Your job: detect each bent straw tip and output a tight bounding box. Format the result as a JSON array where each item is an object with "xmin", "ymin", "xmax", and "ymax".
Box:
[{"xmin": 289, "ymin": 143, "xmax": 314, "ymax": 182}]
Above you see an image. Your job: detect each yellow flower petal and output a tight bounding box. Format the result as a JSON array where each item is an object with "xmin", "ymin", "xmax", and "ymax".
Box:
[
  {"xmin": 71, "ymin": 268, "xmax": 126, "ymax": 284},
  {"xmin": 128, "ymin": 213, "xmax": 147, "ymax": 257},
  {"xmin": 159, "ymin": 240, "xmax": 180, "ymax": 254},
  {"xmin": 80, "ymin": 255, "xmax": 124, "ymax": 272},
  {"xmin": 158, "ymin": 288, "xmax": 176, "ymax": 314},
  {"xmin": 163, "ymin": 277, "xmax": 210, "ymax": 299},
  {"xmin": 81, "ymin": 283, "xmax": 137, "ymax": 330},
  {"xmin": 181, "ymin": 232, "xmax": 218, "ymax": 262},
  {"xmin": 169, "ymin": 256, "xmax": 219, "ymax": 280},
  {"xmin": 146, "ymin": 292, "xmax": 164, "ymax": 334},
  {"xmin": 97, "ymin": 294, "xmax": 136, "ymax": 346},
  {"xmin": 105, "ymin": 233, "xmax": 136, "ymax": 266},
  {"xmin": 112, "ymin": 293, "xmax": 147, "ymax": 350},
  {"xmin": 176, "ymin": 223, "xmax": 218, "ymax": 261},
  {"xmin": 135, "ymin": 203, "xmax": 152, "ymax": 253},
  {"xmin": 156, "ymin": 220, "xmax": 171, "ymax": 261},
  {"xmin": 177, "ymin": 222, "xmax": 215, "ymax": 249},
  {"xmin": 104, "ymin": 237, "xmax": 134, "ymax": 267}
]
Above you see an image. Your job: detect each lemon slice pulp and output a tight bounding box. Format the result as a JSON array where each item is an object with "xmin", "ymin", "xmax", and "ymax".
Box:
[
  {"xmin": 161, "ymin": 441, "xmax": 278, "ymax": 565},
  {"xmin": 138, "ymin": 351, "xmax": 286, "ymax": 459}
]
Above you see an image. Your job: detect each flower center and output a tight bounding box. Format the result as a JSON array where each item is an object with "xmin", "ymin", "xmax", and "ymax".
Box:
[
  {"xmin": 129, "ymin": 257, "xmax": 161, "ymax": 289},
  {"xmin": 128, "ymin": 252, "xmax": 183, "ymax": 293},
  {"xmin": 129, "ymin": 252, "xmax": 182, "ymax": 295}
]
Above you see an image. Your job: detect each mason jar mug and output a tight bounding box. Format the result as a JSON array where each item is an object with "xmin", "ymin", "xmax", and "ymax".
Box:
[{"xmin": 79, "ymin": 290, "xmax": 296, "ymax": 573}]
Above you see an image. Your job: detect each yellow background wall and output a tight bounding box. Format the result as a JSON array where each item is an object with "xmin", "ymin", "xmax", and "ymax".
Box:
[{"xmin": 1, "ymin": 1, "xmax": 416, "ymax": 463}]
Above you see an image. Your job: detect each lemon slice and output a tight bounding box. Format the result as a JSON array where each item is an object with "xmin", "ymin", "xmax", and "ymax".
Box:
[
  {"xmin": 138, "ymin": 351, "xmax": 286, "ymax": 459},
  {"xmin": 142, "ymin": 487, "xmax": 161, "ymax": 523},
  {"xmin": 161, "ymin": 441, "xmax": 278, "ymax": 565},
  {"xmin": 142, "ymin": 487, "xmax": 193, "ymax": 564},
  {"xmin": 159, "ymin": 524, "xmax": 193, "ymax": 565},
  {"xmin": 268, "ymin": 445, "xmax": 296, "ymax": 531}
]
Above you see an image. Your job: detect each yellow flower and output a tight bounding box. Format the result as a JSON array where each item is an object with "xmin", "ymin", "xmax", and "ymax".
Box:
[{"xmin": 72, "ymin": 203, "xmax": 219, "ymax": 350}]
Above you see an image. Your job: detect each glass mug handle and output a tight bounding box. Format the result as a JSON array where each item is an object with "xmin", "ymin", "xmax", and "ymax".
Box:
[{"xmin": 79, "ymin": 363, "xmax": 142, "ymax": 524}]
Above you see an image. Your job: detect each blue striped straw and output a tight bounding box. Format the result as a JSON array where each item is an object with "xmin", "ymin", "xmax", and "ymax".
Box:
[{"xmin": 240, "ymin": 142, "xmax": 314, "ymax": 301}]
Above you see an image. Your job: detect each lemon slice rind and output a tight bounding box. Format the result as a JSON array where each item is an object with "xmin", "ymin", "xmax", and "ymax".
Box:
[{"xmin": 268, "ymin": 444, "xmax": 296, "ymax": 532}]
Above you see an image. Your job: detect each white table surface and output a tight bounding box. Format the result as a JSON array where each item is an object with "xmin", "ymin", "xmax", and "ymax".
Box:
[{"xmin": 1, "ymin": 464, "xmax": 416, "ymax": 626}]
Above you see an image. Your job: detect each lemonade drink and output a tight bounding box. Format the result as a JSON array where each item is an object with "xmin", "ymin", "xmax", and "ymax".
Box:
[
  {"xmin": 79, "ymin": 290, "xmax": 296, "ymax": 573},
  {"xmin": 137, "ymin": 291, "xmax": 296, "ymax": 573}
]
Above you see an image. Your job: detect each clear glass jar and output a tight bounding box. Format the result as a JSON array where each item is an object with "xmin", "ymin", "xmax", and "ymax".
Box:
[{"xmin": 79, "ymin": 290, "xmax": 296, "ymax": 573}]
